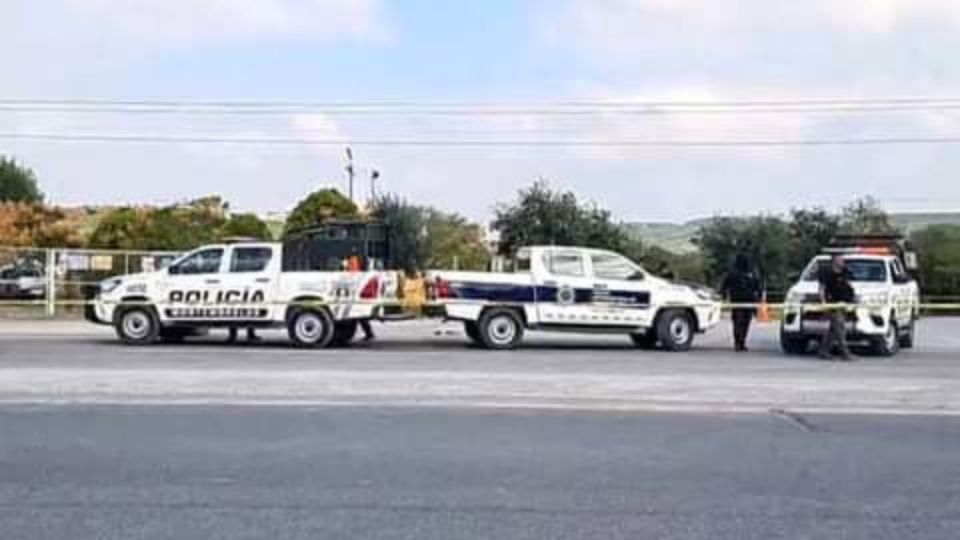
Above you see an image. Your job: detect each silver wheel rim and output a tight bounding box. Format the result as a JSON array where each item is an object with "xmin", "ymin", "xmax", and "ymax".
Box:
[
  {"xmin": 488, "ymin": 315, "xmax": 517, "ymax": 346},
  {"xmin": 669, "ymin": 317, "xmax": 691, "ymax": 345},
  {"xmin": 296, "ymin": 313, "xmax": 325, "ymax": 343},
  {"xmin": 122, "ymin": 311, "xmax": 151, "ymax": 340}
]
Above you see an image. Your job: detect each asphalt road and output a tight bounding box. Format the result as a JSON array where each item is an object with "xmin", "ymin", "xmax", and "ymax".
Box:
[
  {"xmin": 2, "ymin": 320, "xmax": 959, "ymax": 538},
  {"xmin": 1, "ymin": 319, "xmax": 960, "ymax": 413},
  {"xmin": 2, "ymin": 405, "xmax": 959, "ymax": 540}
]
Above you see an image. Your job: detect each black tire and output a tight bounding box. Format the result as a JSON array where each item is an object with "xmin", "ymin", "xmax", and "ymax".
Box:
[
  {"xmin": 630, "ymin": 331, "xmax": 658, "ymax": 350},
  {"xmin": 656, "ymin": 309, "xmax": 695, "ymax": 352},
  {"xmin": 114, "ymin": 306, "xmax": 160, "ymax": 345},
  {"xmin": 899, "ymin": 317, "xmax": 915, "ymax": 349},
  {"xmin": 872, "ymin": 317, "xmax": 900, "ymax": 357},
  {"xmin": 780, "ymin": 328, "xmax": 809, "ymax": 355},
  {"xmin": 464, "ymin": 321, "xmax": 483, "ymax": 345},
  {"xmin": 287, "ymin": 308, "xmax": 335, "ymax": 349},
  {"xmin": 477, "ymin": 308, "xmax": 524, "ymax": 350},
  {"xmin": 331, "ymin": 320, "xmax": 359, "ymax": 347}
]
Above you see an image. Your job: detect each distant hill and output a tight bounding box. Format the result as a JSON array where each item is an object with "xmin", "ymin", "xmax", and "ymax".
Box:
[{"xmin": 626, "ymin": 212, "xmax": 960, "ymax": 254}]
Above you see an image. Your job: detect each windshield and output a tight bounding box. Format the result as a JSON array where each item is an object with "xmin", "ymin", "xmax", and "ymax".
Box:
[{"xmin": 801, "ymin": 257, "xmax": 888, "ymax": 283}]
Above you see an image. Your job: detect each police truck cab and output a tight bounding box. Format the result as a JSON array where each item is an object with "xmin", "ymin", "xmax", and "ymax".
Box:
[{"xmin": 86, "ymin": 239, "xmax": 398, "ymax": 347}]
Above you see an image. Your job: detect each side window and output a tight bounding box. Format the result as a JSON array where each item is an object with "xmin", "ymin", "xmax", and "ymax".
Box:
[
  {"xmin": 547, "ymin": 252, "xmax": 585, "ymax": 277},
  {"xmin": 169, "ymin": 249, "xmax": 223, "ymax": 275},
  {"xmin": 230, "ymin": 247, "xmax": 273, "ymax": 273},
  {"xmin": 591, "ymin": 253, "xmax": 637, "ymax": 280}
]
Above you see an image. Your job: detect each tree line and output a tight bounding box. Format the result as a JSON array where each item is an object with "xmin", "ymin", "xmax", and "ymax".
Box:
[{"xmin": 2, "ymin": 155, "xmax": 959, "ymax": 295}]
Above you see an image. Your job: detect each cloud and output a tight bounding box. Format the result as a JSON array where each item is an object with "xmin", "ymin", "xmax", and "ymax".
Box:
[
  {"xmin": 542, "ymin": 0, "xmax": 960, "ymax": 86},
  {"xmin": 66, "ymin": 0, "xmax": 389, "ymax": 44}
]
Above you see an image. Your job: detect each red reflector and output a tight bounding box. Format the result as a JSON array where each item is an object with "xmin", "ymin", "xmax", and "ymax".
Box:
[
  {"xmin": 360, "ymin": 275, "xmax": 380, "ymax": 299},
  {"xmin": 434, "ymin": 277, "xmax": 452, "ymax": 299}
]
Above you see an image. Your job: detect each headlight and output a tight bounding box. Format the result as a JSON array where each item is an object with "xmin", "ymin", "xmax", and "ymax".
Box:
[
  {"xmin": 100, "ymin": 278, "xmax": 122, "ymax": 294},
  {"xmin": 859, "ymin": 291, "xmax": 889, "ymax": 307},
  {"xmin": 692, "ymin": 287, "xmax": 718, "ymax": 302}
]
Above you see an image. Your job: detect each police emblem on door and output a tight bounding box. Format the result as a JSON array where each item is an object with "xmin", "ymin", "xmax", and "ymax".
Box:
[{"xmin": 557, "ymin": 285, "xmax": 575, "ymax": 305}]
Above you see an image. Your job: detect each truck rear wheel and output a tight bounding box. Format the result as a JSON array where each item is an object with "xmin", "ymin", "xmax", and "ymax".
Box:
[
  {"xmin": 656, "ymin": 310, "xmax": 695, "ymax": 352},
  {"xmin": 287, "ymin": 309, "xmax": 335, "ymax": 348},
  {"xmin": 115, "ymin": 306, "xmax": 160, "ymax": 345},
  {"xmin": 478, "ymin": 308, "xmax": 524, "ymax": 350}
]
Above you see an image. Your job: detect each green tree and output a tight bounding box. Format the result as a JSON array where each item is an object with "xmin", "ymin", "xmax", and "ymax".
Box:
[
  {"xmin": 371, "ymin": 194, "xmax": 490, "ymax": 272},
  {"xmin": 694, "ymin": 216, "xmax": 791, "ymax": 294},
  {"xmin": 284, "ymin": 188, "xmax": 358, "ymax": 234},
  {"xmin": 910, "ymin": 224, "xmax": 960, "ymax": 297},
  {"xmin": 220, "ymin": 213, "xmax": 272, "ymax": 241},
  {"xmin": 0, "ymin": 157, "xmax": 43, "ymax": 203},
  {"xmin": 840, "ymin": 196, "xmax": 896, "ymax": 235},
  {"xmin": 787, "ymin": 207, "xmax": 841, "ymax": 271},
  {"xmin": 492, "ymin": 180, "xmax": 634, "ymax": 256},
  {"xmin": 421, "ymin": 209, "xmax": 489, "ymax": 271},
  {"xmin": 370, "ymin": 194, "xmax": 427, "ymax": 272}
]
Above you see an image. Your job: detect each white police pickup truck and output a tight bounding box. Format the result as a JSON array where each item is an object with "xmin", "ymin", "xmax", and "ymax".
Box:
[
  {"xmin": 85, "ymin": 241, "xmax": 398, "ymax": 347},
  {"xmin": 425, "ymin": 245, "xmax": 722, "ymax": 350},
  {"xmin": 780, "ymin": 240, "xmax": 920, "ymax": 357}
]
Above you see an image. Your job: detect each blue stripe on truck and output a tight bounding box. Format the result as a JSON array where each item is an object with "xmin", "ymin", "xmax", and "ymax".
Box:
[{"xmin": 446, "ymin": 281, "xmax": 650, "ymax": 308}]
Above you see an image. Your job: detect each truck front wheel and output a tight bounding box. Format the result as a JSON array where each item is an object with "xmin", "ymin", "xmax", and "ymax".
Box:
[
  {"xmin": 656, "ymin": 310, "xmax": 695, "ymax": 352},
  {"xmin": 478, "ymin": 308, "xmax": 524, "ymax": 350},
  {"xmin": 115, "ymin": 306, "xmax": 160, "ymax": 345},
  {"xmin": 899, "ymin": 316, "xmax": 916, "ymax": 349},
  {"xmin": 872, "ymin": 318, "xmax": 900, "ymax": 357},
  {"xmin": 288, "ymin": 309, "xmax": 335, "ymax": 348}
]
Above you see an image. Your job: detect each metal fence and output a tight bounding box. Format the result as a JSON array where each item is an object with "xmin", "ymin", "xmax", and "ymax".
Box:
[{"xmin": 0, "ymin": 246, "xmax": 179, "ymax": 318}]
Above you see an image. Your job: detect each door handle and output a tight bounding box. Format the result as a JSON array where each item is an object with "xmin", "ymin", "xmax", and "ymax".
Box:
[
  {"xmin": 205, "ymin": 279, "xmax": 220, "ymax": 285},
  {"xmin": 255, "ymin": 278, "xmax": 271, "ymax": 283},
  {"xmin": 593, "ymin": 283, "xmax": 607, "ymax": 289},
  {"xmin": 543, "ymin": 280, "xmax": 558, "ymax": 286}
]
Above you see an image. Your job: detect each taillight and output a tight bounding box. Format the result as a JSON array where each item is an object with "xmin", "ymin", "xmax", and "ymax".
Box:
[
  {"xmin": 434, "ymin": 277, "xmax": 452, "ymax": 299},
  {"xmin": 360, "ymin": 275, "xmax": 380, "ymax": 299}
]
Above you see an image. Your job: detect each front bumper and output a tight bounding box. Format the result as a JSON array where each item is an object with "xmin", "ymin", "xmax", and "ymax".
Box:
[
  {"xmin": 781, "ymin": 305, "xmax": 889, "ymax": 338},
  {"xmin": 82, "ymin": 285, "xmax": 113, "ymax": 326}
]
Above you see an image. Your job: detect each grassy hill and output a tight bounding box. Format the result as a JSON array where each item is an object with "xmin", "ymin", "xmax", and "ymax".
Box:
[{"xmin": 626, "ymin": 212, "xmax": 960, "ymax": 254}]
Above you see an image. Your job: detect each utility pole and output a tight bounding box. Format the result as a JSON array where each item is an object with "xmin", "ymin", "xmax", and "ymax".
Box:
[
  {"xmin": 370, "ymin": 169, "xmax": 380, "ymax": 204},
  {"xmin": 345, "ymin": 147, "xmax": 355, "ymax": 202}
]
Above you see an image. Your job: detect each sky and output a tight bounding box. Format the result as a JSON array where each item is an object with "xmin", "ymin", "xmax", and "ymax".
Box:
[{"xmin": 3, "ymin": 0, "xmax": 960, "ymax": 223}]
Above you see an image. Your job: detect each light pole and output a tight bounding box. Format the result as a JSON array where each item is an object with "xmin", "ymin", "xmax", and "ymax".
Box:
[
  {"xmin": 345, "ymin": 147, "xmax": 355, "ymax": 202},
  {"xmin": 370, "ymin": 169, "xmax": 380, "ymax": 204}
]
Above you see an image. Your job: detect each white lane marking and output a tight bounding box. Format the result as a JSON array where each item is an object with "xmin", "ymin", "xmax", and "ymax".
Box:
[{"xmin": 1, "ymin": 396, "xmax": 959, "ymax": 417}]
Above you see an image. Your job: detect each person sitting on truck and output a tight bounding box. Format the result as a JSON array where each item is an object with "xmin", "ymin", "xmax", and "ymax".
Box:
[
  {"xmin": 818, "ymin": 255, "xmax": 855, "ymax": 361},
  {"xmin": 720, "ymin": 253, "xmax": 761, "ymax": 352}
]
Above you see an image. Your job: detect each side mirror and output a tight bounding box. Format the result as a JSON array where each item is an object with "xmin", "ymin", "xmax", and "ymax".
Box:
[
  {"xmin": 904, "ymin": 252, "xmax": 918, "ymax": 272},
  {"xmin": 628, "ymin": 271, "xmax": 645, "ymax": 281},
  {"xmin": 167, "ymin": 265, "xmax": 179, "ymax": 276}
]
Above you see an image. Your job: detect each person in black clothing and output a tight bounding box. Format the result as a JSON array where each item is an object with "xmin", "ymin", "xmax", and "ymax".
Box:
[
  {"xmin": 720, "ymin": 253, "xmax": 762, "ymax": 352},
  {"xmin": 818, "ymin": 255, "xmax": 855, "ymax": 360}
]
